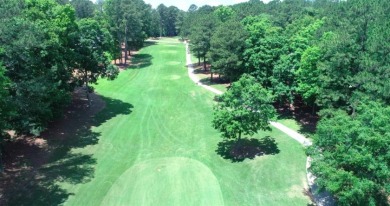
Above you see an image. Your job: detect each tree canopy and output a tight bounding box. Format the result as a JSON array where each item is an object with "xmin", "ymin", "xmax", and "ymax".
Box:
[
  {"xmin": 213, "ymin": 74, "xmax": 276, "ymax": 139},
  {"xmin": 208, "ymin": 20, "xmax": 248, "ymax": 82},
  {"xmin": 0, "ymin": 0, "xmax": 155, "ymax": 135},
  {"xmin": 308, "ymin": 101, "xmax": 390, "ymax": 205}
]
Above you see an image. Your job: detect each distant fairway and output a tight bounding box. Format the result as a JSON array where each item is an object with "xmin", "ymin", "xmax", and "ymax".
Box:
[{"xmin": 62, "ymin": 38, "xmax": 310, "ymax": 205}]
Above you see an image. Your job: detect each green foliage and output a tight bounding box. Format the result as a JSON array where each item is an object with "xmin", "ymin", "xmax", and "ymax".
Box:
[
  {"xmin": 315, "ymin": 31, "xmax": 358, "ymax": 109},
  {"xmin": 105, "ymin": 0, "xmax": 152, "ymax": 63},
  {"xmin": 75, "ymin": 18, "xmax": 119, "ymax": 86},
  {"xmin": 213, "ymin": 74, "xmax": 276, "ymax": 139},
  {"xmin": 231, "ymin": 0, "xmax": 266, "ymax": 20},
  {"xmin": 208, "ymin": 20, "xmax": 248, "ymax": 82},
  {"xmin": 242, "ymin": 15, "xmax": 283, "ymax": 88},
  {"xmin": 213, "ymin": 6, "xmax": 236, "ymax": 23},
  {"xmin": 156, "ymin": 4, "xmax": 180, "ymax": 37},
  {"xmin": 180, "ymin": 4, "xmax": 215, "ymax": 39},
  {"xmin": 70, "ymin": 0, "xmax": 95, "ymax": 19},
  {"xmin": 272, "ymin": 17, "xmax": 324, "ymax": 103},
  {"xmin": 308, "ymin": 100, "xmax": 390, "ymax": 205},
  {"xmin": 149, "ymin": 9, "xmax": 161, "ymax": 38},
  {"xmin": 0, "ymin": 63, "xmax": 11, "ymax": 139},
  {"xmin": 0, "ymin": 0, "xmax": 78, "ymax": 134},
  {"xmin": 295, "ymin": 46, "xmax": 321, "ymax": 105},
  {"xmin": 189, "ymin": 14, "xmax": 216, "ymax": 68},
  {"xmin": 0, "ymin": 0, "xmax": 118, "ymax": 135}
]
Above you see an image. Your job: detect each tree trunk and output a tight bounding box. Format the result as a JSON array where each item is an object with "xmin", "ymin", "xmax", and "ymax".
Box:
[
  {"xmin": 85, "ymin": 71, "xmax": 91, "ymax": 106},
  {"xmin": 289, "ymin": 91, "xmax": 295, "ymax": 114},
  {"xmin": 198, "ymin": 51, "xmax": 200, "ymax": 66},
  {"xmin": 238, "ymin": 131, "xmax": 241, "ymax": 140},
  {"xmin": 159, "ymin": 22, "xmax": 163, "ymax": 37},
  {"xmin": 312, "ymin": 104, "xmax": 316, "ymax": 115},
  {"xmin": 124, "ymin": 42, "xmax": 128, "ymax": 66},
  {"xmin": 117, "ymin": 33, "xmax": 122, "ymax": 64},
  {"xmin": 124, "ymin": 24, "xmax": 128, "ymax": 65},
  {"xmin": 211, "ymin": 72, "xmax": 213, "ymax": 82},
  {"xmin": 203, "ymin": 56, "xmax": 206, "ymax": 71},
  {"xmin": 0, "ymin": 145, "xmax": 4, "ymax": 172}
]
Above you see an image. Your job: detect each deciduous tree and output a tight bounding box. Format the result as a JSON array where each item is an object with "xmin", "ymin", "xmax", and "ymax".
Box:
[
  {"xmin": 308, "ymin": 100, "xmax": 390, "ymax": 205},
  {"xmin": 213, "ymin": 74, "xmax": 276, "ymax": 139},
  {"xmin": 74, "ymin": 18, "xmax": 119, "ymax": 104},
  {"xmin": 0, "ymin": 0, "xmax": 78, "ymax": 135},
  {"xmin": 242, "ymin": 15, "xmax": 283, "ymax": 88}
]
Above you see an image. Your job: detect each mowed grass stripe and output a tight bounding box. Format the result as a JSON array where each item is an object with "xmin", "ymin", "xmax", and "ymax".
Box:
[
  {"xmin": 101, "ymin": 157, "xmax": 224, "ymax": 206},
  {"xmin": 61, "ymin": 39, "xmax": 310, "ymax": 206}
]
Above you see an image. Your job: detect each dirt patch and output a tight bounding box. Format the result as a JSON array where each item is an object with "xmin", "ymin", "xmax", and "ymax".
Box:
[
  {"xmin": 0, "ymin": 88, "xmax": 105, "ymax": 205},
  {"xmin": 112, "ymin": 44, "xmax": 140, "ymax": 70}
]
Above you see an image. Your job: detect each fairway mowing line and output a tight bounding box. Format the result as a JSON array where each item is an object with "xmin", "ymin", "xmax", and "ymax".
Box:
[
  {"xmin": 139, "ymin": 104, "xmax": 161, "ymax": 157},
  {"xmin": 149, "ymin": 108, "xmax": 180, "ymax": 144},
  {"xmin": 184, "ymin": 41, "xmax": 334, "ymax": 206},
  {"xmin": 147, "ymin": 94, "xmax": 200, "ymax": 145}
]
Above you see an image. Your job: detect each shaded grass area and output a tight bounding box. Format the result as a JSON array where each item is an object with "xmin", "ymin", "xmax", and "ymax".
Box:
[
  {"xmin": 199, "ymin": 77, "xmax": 229, "ymax": 92},
  {"xmin": 113, "ymin": 41, "xmax": 156, "ymax": 69},
  {"xmin": 127, "ymin": 53, "xmax": 153, "ymax": 69},
  {"xmin": 275, "ymin": 98, "xmax": 319, "ymax": 137},
  {"xmin": 0, "ymin": 91, "xmax": 133, "ymax": 205},
  {"xmin": 216, "ymin": 137, "xmax": 280, "ymax": 162}
]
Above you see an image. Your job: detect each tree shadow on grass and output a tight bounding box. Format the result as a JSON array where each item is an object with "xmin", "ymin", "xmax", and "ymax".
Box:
[
  {"xmin": 275, "ymin": 96, "xmax": 319, "ymax": 136},
  {"xmin": 199, "ymin": 77, "xmax": 230, "ymax": 86},
  {"xmin": 143, "ymin": 40, "xmax": 157, "ymax": 48},
  {"xmin": 193, "ymin": 67, "xmax": 210, "ymax": 74},
  {"xmin": 0, "ymin": 92, "xmax": 133, "ymax": 205},
  {"xmin": 216, "ymin": 136, "xmax": 280, "ymax": 162},
  {"xmin": 127, "ymin": 53, "xmax": 153, "ymax": 69}
]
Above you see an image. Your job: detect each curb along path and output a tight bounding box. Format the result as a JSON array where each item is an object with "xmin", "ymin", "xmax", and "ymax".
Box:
[{"xmin": 184, "ymin": 42, "xmax": 334, "ymax": 206}]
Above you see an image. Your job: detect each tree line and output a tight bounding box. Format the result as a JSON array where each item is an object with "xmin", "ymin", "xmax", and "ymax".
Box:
[
  {"xmin": 183, "ymin": 0, "xmax": 390, "ymax": 205},
  {"xmin": 0, "ymin": 0, "xmax": 182, "ymax": 140}
]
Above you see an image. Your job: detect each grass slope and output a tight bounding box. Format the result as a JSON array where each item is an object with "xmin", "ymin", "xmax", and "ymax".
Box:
[{"xmin": 62, "ymin": 39, "xmax": 309, "ymax": 205}]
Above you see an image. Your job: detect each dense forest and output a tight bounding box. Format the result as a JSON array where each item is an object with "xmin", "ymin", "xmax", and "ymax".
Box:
[{"xmin": 1, "ymin": 0, "xmax": 389, "ymax": 205}]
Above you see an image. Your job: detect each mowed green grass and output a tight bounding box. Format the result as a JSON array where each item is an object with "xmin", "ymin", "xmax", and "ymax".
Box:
[{"xmin": 62, "ymin": 39, "xmax": 310, "ymax": 205}]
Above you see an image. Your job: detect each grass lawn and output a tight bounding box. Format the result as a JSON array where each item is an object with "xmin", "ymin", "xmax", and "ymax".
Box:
[
  {"xmin": 277, "ymin": 119, "xmax": 302, "ymax": 132},
  {"xmin": 58, "ymin": 39, "xmax": 310, "ymax": 205}
]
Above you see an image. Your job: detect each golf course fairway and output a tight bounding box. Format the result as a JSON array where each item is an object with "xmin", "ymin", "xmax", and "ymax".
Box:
[{"xmin": 61, "ymin": 38, "xmax": 310, "ymax": 205}]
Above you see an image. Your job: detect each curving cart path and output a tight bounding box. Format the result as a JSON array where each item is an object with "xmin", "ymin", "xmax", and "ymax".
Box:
[{"xmin": 184, "ymin": 42, "xmax": 335, "ymax": 206}]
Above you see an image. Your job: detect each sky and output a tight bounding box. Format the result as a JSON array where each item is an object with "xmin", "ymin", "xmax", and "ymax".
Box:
[{"xmin": 143, "ymin": 0, "xmax": 271, "ymax": 11}]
